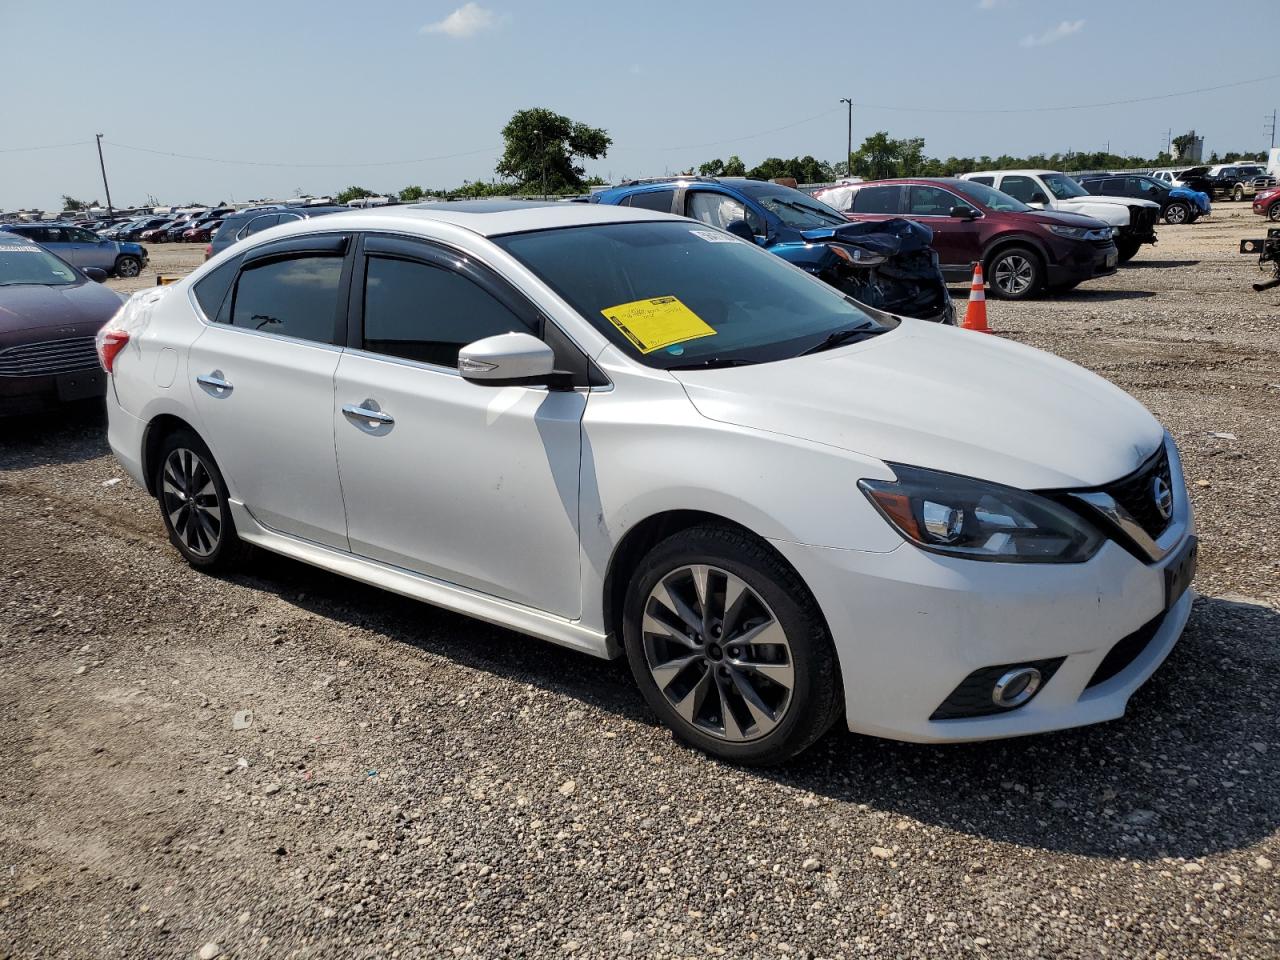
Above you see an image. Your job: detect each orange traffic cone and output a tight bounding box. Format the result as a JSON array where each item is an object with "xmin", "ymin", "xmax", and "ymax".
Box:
[{"xmin": 961, "ymin": 262, "xmax": 991, "ymax": 333}]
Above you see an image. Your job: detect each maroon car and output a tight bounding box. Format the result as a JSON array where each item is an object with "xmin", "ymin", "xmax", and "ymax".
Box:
[
  {"xmin": 182, "ymin": 220, "xmax": 222, "ymax": 243},
  {"xmin": 0, "ymin": 234, "xmax": 123, "ymax": 415},
  {"xmin": 812, "ymin": 177, "xmax": 1119, "ymax": 300}
]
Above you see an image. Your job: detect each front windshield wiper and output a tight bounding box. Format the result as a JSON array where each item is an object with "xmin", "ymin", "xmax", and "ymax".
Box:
[
  {"xmin": 771, "ymin": 198, "xmax": 843, "ymax": 226},
  {"xmin": 666, "ymin": 357, "xmax": 757, "ymax": 370},
  {"xmin": 797, "ymin": 323, "xmax": 877, "ymax": 356}
]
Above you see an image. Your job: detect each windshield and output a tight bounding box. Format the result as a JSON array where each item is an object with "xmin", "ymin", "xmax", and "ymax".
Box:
[
  {"xmin": 494, "ymin": 221, "xmax": 896, "ymax": 369},
  {"xmin": 1041, "ymin": 173, "xmax": 1089, "ymax": 199},
  {"xmin": 0, "ymin": 242, "xmax": 80, "ymax": 286},
  {"xmin": 740, "ymin": 185, "xmax": 848, "ymax": 229},
  {"xmin": 951, "ymin": 180, "xmax": 1031, "ymax": 213},
  {"xmin": 1138, "ymin": 177, "xmax": 1168, "ymax": 192}
]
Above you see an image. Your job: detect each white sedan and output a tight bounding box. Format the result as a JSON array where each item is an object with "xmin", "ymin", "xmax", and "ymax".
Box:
[{"xmin": 98, "ymin": 201, "xmax": 1196, "ymax": 764}]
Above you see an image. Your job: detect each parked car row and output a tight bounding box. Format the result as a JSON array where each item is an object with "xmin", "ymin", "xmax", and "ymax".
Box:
[{"xmin": 0, "ymin": 222, "xmax": 148, "ymax": 278}]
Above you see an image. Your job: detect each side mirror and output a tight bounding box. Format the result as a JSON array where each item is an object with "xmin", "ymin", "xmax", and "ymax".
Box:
[
  {"xmin": 458, "ymin": 332, "xmax": 558, "ymax": 387},
  {"xmin": 949, "ymin": 205, "xmax": 978, "ymax": 220},
  {"xmin": 83, "ymin": 267, "xmax": 108, "ymax": 283},
  {"xmin": 1029, "ymin": 191, "xmax": 1049, "ymax": 204},
  {"xmin": 724, "ymin": 218, "xmax": 756, "ymax": 242}
]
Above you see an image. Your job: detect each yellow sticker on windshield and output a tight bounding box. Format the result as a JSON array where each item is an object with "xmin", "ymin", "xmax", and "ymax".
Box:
[{"xmin": 600, "ymin": 296, "xmax": 716, "ymax": 354}]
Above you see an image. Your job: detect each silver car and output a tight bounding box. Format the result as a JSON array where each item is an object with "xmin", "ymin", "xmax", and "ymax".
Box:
[{"xmin": 0, "ymin": 223, "xmax": 148, "ymax": 278}]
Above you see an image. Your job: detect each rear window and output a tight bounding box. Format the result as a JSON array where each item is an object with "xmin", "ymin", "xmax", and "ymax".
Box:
[
  {"xmin": 192, "ymin": 254, "xmax": 242, "ymax": 321},
  {"xmin": 623, "ymin": 190, "xmax": 675, "ymax": 212},
  {"xmin": 851, "ymin": 185, "xmax": 903, "ymax": 214}
]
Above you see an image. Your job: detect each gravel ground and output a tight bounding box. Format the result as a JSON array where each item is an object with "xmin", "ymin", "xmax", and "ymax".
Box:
[{"xmin": 1, "ymin": 216, "xmax": 1277, "ymax": 960}]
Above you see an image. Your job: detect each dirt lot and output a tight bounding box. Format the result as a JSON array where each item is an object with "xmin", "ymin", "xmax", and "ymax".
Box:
[{"xmin": 1, "ymin": 212, "xmax": 1278, "ymax": 959}]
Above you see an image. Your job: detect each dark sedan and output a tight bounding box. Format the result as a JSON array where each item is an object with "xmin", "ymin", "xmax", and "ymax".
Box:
[{"xmin": 0, "ymin": 235, "xmax": 124, "ymax": 415}]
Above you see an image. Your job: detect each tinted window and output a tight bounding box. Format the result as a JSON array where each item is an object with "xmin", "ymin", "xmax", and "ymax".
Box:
[
  {"xmin": 240, "ymin": 214, "xmax": 280, "ymax": 238},
  {"xmin": 192, "ymin": 255, "xmax": 242, "ymax": 321},
  {"xmin": 851, "ymin": 185, "xmax": 903, "ymax": 214},
  {"xmin": 907, "ymin": 185, "xmax": 961, "ymax": 216},
  {"xmin": 229, "ymin": 255, "xmax": 343, "ymax": 344},
  {"xmin": 362, "ymin": 256, "xmax": 531, "ymax": 367},
  {"xmin": 999, "ymin": 176, "xmax": 1040, "ymax": 202},
  {"xmin": 1102, "ymin": 178, "xmax": 1128, "ymax": 194},
  {"xmin": 969, "ymin": 176, "xmax": 994, "ymax": 186},
  {"xmin": 951, "ymin": 180, "xmax": 1031, "ymax": 213},
  {"xmin": 625, "ymin": 190, "xmax": 674, "ymax": 212}
]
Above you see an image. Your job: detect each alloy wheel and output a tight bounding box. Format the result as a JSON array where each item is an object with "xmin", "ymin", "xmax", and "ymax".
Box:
[
  {"xmin": 161, "ymin": 448, "xmax": 222, "ymax": 557},
  {"xmin": 992, "ymin": 255, "xmax": 1034, "ymax": 296},
  {"xmin": 641, "ymin": 564, "xmax": 795, "ymax": 742},
  {"xmin": 1165, "ymin": 203, "xmax": 1187, "ymax": 224},
  {"xmin": 116, "ymin": 258, "xmax": 141, "ymax": 278}
]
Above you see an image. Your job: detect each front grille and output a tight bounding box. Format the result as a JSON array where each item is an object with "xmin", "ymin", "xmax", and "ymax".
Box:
[
  {"xmin": 1086, "ymin": 611, "xmax": 1165, "ymax": 689},
  {"xmin": 1128, "ymin": 205, "xmax": 1158, "ymax": 232},
  {"xmin": 0, "ymin": 337, "xmax": 99, "ymax": 377},
  {"xmin": 1102, "ymin": 444, "xmax": 1173, "ymax": 540}
]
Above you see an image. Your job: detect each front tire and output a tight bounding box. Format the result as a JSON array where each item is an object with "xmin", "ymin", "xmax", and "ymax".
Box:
[
  {"xmin": 1163, "ymin": 201, "xmax": 1190, "ymax": 225},
  {"xmin": 154, "ymin": 429, "xmax": 245, "ymax": 572},
  {"xmin": 985, "ymin": 246, "xmax": 1043, "ymax": 300},
  {"xmin": 1270, "ymin": 204, "xmax": 1280, "ymax": 222},
  {"xmin": 1116, "ymin": 238, "xmax": 1143, "ymax": 263},
  {"xmin": 114, "ymin": 255, "xmax": 142, "ymax": 278},
  {"xmin": 1232, "ymin": 184, "xmax": 1245, "ymax": 202},
  {"xmin": 622, "ymin": 525, "xmax": 842, "ymax": 766}
]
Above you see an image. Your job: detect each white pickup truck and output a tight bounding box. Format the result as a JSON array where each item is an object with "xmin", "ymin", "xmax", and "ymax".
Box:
[{"xmin": 961, "ymin": 169, "xmax": 1160, "ymax": 262}]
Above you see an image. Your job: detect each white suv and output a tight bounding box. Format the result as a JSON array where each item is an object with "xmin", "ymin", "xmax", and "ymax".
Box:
[
  {"xmin": 962, "ymin": 169, "xmax": 1161, "ymax": 263},
  {"xmin": 98, "ymin": 202, "xmax": 1196, "ymax": 764}
]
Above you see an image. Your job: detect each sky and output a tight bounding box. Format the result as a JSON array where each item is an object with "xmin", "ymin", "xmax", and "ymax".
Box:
[{"xmin": 1, "ymin": 0, "xmax": 1276, "ymax": 211}]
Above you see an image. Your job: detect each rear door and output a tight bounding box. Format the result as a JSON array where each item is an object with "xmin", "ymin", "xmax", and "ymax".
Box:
[
  {"xmin": 905, "ymin": 184, "xmax": 980, "ymax": 272},
  {"xmin": 332, "ymin": 234, "xmax": 588, "ymax": 616},
  {"xmin": 683, "ymin": 188, "xmax": 767, "ymax": 240},
  {"xmin": 187, "ymin": 233, "xmax": 353, "ymax": 549}
]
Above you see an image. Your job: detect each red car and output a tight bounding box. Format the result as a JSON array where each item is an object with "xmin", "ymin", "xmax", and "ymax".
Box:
[
  {"xmin": 140, "ymin": 223, "xmax": 178, "ymax": 243},
  {"xmin": 812, "ymin": 177, "xmax": 1119, "ymax": 300},
  {"xmin": 1252, "ymin": 185, "xmax": 1280, "ymax": 221},
  {"xmin": 182, "ymin": 220, "xmax": 222, "ymax": 243}
]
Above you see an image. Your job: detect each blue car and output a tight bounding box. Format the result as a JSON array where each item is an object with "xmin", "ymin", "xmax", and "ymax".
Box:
[
  {"xmin": 1076, "ymin": 174, "xmax": 1210, "ymax": 226},
  {"xmin": 0, "ymin": 222, "xmax": 148, "ymax": 278},
  {"xmin": 591, "ymin": 177, "xmax": 953, "ymax": 323}
]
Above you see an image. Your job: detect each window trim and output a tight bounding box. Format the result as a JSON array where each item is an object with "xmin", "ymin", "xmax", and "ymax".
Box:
[
  {"xmin": 347, "ymin": 232, "xmax": 604, "ymax": 388},
  {"xmin": 215, "ymin": 233, "xmax": 354, "ymax": 348}
]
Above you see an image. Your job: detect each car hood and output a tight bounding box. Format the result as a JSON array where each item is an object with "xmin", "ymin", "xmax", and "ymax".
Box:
[
  {"xmin": 670, "ymin": 320, "xmax": 1163, "ymax": 490},
  {"xmin": 1009, "ymin": 208, "xmax": 1113, "ymax": 230},
  {"xmin": 0, "ymin": 281, "xmax": 124, "ymax": 339}
]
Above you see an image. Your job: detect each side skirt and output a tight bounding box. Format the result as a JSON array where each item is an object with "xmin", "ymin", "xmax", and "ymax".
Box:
[{"xmin": 228, "ymin": 501, "xmax": 616, "ymax": 659}]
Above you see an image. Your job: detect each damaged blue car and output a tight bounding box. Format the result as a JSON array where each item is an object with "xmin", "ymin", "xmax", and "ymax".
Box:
[{"xmin": 591, "ymin": 177, "xmax": 954, "ymax": 324}]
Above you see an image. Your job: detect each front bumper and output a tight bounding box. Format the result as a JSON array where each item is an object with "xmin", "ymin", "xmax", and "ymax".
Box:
[
  {"xmin": 0, "ymin": 367, "xmax": 106, "ymax": 416},
  {"xmin": 771, "ymin": 439, "xmax": 1196, "ymax": 744},
  {"xmin": 1046, "ymin": 240, "xmax": 1118, "ymax": 286}
]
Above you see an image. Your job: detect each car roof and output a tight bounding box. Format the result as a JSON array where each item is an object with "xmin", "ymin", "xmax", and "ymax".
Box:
[{"xmin": 962, "ymin": 170, "xmax": 1060, "ymax": 178}]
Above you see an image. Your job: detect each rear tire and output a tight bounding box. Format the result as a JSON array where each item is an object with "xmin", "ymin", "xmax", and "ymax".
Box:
[
  {"xmin": 114, "ymin": 255, "xmax": 142, "ymax": 278},
  {"xmin": 153, "ymin": 429, "xmax": 246, "ymax": 573},
  {"xmin": 985, "ymin": 246, "xmax": 1043, "ymax": 300},
  {"xmin": 622, "ymin": 524, "xmax": 842, "ymax": 766},
  {"xmin": 1163, "ymin": 201, "xmax": 1190, "ymax": 225}
]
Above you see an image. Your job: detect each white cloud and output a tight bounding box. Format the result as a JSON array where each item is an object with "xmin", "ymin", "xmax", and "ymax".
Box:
[
  {"xmin": 1019, "ymin": 18, "xmax": 1085, "ymax": 47},
  {"xmin": 421, "ymin": 3, "xmax": 505, "ymax": 39}
]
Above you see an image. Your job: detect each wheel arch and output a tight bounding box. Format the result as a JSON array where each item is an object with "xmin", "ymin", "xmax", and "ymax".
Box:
[
  {"xmin": 141, "ymin": 413, "xmax": 203, "ymax": 497},
  {"xmin": 600, "ymin": 509, "xmax": 829, "ymax": 655},
  {"xmin": 982, "ymin": 233, "xmax": 1050, "ymax": 271}
]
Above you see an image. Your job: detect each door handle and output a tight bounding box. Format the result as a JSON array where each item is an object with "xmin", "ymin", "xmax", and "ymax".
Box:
[
  {"xmin": 342, "ymin": 403, "xmax": 395, "ymax": 427},
  {"xmin": 196, "ymin": 372, "xmax": 233, "ymax": 395}
]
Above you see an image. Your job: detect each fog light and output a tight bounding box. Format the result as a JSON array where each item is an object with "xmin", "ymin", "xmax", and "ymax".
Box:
[{"xmin": 992, "ymin": 667, "xmax": 1042, "ymax": 708}]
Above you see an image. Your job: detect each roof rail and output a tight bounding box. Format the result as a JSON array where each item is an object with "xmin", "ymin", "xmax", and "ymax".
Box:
[{"xmin": 614, "ymin": 175, "xmax": 722, "ymax": 187}]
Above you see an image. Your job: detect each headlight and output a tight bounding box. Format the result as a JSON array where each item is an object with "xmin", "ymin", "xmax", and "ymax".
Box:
[
  {"xmin": 1044, "ymin": 224, "xmax": 1089, "ymax": 239},
  {"xmin": 859, "ymin": 465, "xmax": 1104, "ymax": 563}
]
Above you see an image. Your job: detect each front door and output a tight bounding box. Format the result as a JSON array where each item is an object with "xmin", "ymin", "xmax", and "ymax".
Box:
[
  {"xmin": 333, "ymin": 235, "xmax": 586, "ymax": 617},
  {"xmin": 187, "ymin": 233, "xmax": 352, "ymax": 549},
  {"xmin": 905, "ymin": 184, "xmax": 982, "ymax": 272}
]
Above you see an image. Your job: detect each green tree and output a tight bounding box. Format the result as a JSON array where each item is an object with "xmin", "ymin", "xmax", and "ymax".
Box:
[
  {"xmin": 496, "ymin": 108, "xmax": 611, "ymax": 194},
  {"xmin": 336, "ymin": 186, "xmax": 377, "ymax": 204},
  {"xmin": 398, "ymin": 185, "xmax": 428, "ymax": 202},
  {"xmin": 61, "ymin": 195, "xmax": 88, "ymax": 211}
]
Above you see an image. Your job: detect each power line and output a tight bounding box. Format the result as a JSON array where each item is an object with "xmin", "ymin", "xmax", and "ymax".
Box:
[
  {"xmin": 100, "ymin": 141, "xmax": 501, "ymax": 169},
  {"xmin": 0, "ymin": 139, "xmax": 92, "ymax": 154}
]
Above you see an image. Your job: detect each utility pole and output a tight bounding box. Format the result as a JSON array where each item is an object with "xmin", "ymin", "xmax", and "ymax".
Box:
[
  {"xmin": 1266, "ymin": 110, "xmax": 1277, "ymax": 150},
  {"xmin": 1165, "ymin": 128, "xmax": 1173, "ymax": 158},
  {"xmin": 94, "ymin": 133, "xmax": 114, "ymax": 216},
  {"xmin": 839, "ymin": 98, "xmax": 853, "ymax": 175}
]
